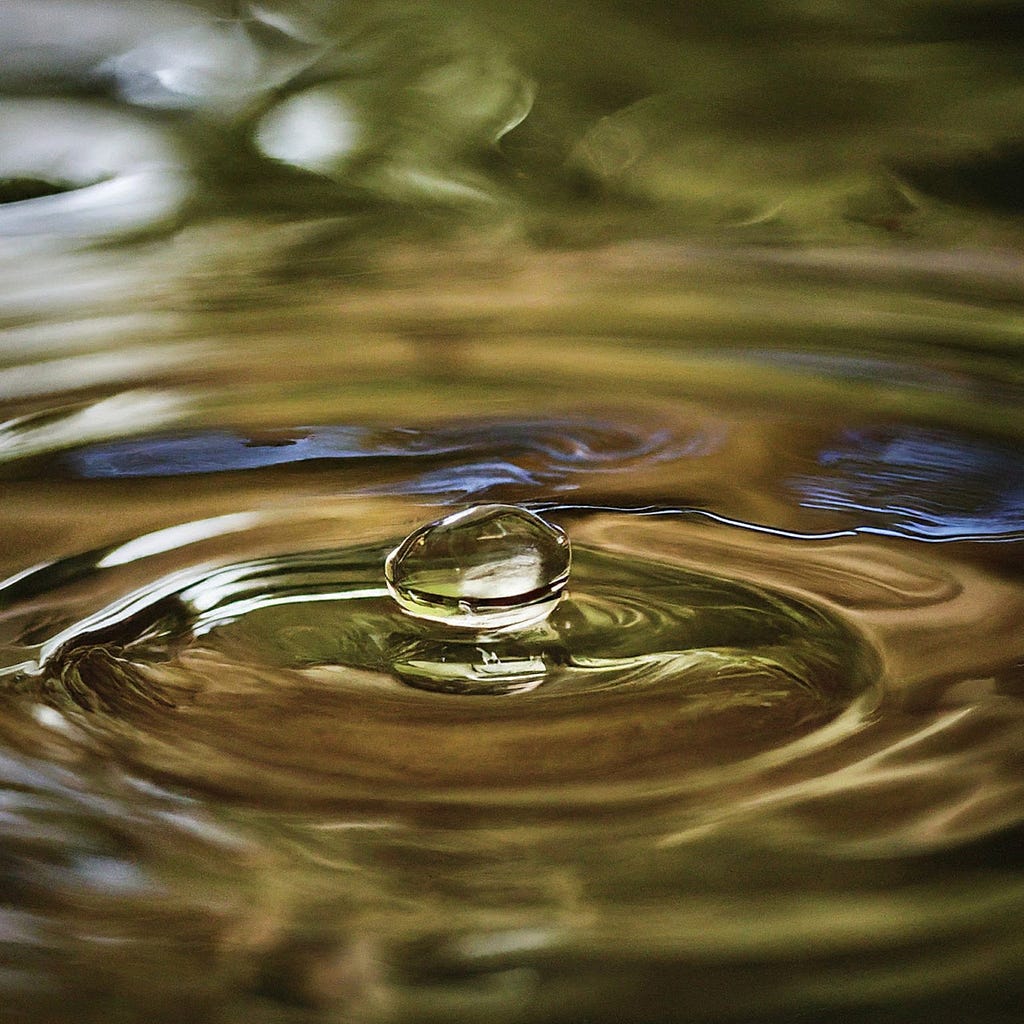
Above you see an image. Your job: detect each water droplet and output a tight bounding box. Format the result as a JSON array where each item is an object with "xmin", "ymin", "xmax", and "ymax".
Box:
[{"xmin": 384, "ymin": 504, "xmax": 571, "ymax": 631}]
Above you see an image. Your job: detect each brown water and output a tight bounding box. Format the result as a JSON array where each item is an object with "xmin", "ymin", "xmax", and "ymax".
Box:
[{"xmin": 2, "ymin": 3, "xmax": 1024, "ymax": 1023}]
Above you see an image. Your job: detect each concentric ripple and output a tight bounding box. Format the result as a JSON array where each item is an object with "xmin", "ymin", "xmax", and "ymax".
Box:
[{"xmin": 0, "ymin": 510, "xmax": 879, "ymax": 813}]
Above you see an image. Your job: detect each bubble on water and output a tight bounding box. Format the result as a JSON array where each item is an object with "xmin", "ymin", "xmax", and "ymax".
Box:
[{"xmin": 384, "ymin": 504, "xmax": 571, "ymax": 632}]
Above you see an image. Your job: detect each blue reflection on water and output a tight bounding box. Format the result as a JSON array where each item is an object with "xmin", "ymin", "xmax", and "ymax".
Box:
[
  {"xmin": 793, "ymin": 426, "xmax": 1024, "ymax": 540},
  {"xmin": 64, "ymin": 419, "xmax": 698, "ymax": 496},
  {"xmin": 68, "ymin": 427, "xmax": 379, "ymax": 476},
  {"xmin": 360, "ymin": 460, "xmax": 545, "ymax": 496}
]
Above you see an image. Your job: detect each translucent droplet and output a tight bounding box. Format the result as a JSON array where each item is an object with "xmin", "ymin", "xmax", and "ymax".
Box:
[{"xmin": 384, "ymin": 504, "xmax": 570, "ymax": 631}]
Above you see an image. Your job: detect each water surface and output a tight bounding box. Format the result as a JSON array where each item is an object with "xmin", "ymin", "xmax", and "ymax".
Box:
[{"xmin": 1, "ymin": 3, "xmax": 1023, "ymax": 1022}]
